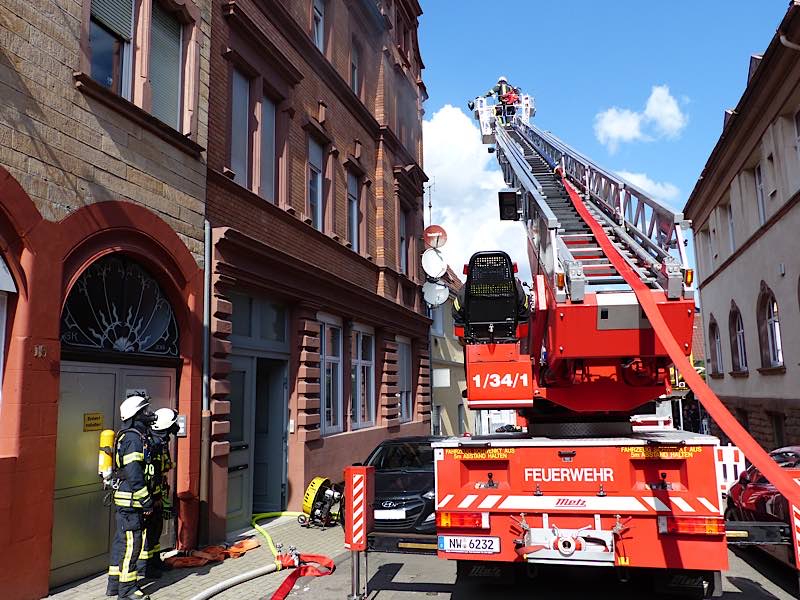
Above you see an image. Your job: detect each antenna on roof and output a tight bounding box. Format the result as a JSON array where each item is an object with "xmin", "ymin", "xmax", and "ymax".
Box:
[{"xmin": 424, "ymin": 177, "xmax": 435, "ymax": 225}]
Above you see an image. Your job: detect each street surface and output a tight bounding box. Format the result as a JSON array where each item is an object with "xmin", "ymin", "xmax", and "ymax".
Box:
[{"xmin": 309, "ymin": 548, "xmax": 799, "ymax": 600}]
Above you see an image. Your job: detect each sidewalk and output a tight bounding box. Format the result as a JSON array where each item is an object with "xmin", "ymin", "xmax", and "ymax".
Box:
[{"xmin": 47, "ymin": 517, "xmax": 346, "ymax": 600}]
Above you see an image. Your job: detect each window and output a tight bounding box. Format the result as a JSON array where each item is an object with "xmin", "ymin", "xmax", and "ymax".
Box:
[
  {"xmin": 351, "ymin": 329, "xmax": 375, "ymax": 429},
  {"xmin": 431, "ymin": 306, "xmax": 444, "ymax": 335},
  {"xmin": 230, "ymin": 69, "xmax": 250, "ymax": 186},
  {"xmin": 766, "ymin": 296, "xmax": 783, "ymax": 367},
  {"xmin": 709, "ymin": 319, "xmax": 723, "ymax": 376},
  {"xmin": 350, "ymin": 42, "xmax": 360, "ymax": 96},
  {"xmin": 312, "ymin": 0, "xmax": 325, "ymax": 52},
  {"xmin": 771, "ymin": 413, "xmax": 786, "ymax": 448},
  {"xmin": 703, "ymin": 227, "xmax": 713, "ymax": 269},
  {"xmin": 795, "ymin": 110, "xmax": 800, "ymax": 162},
  {"xmin": 347, "ymin": 171, "xmax": 360, "ymax": 252},
  {"xmin": 755, "ymin": 165, "xmax": 766, "ymax": 225},
  {"xmin": 724, "ymin": 203, "xmax": 735, "ymax": 253},
  {"xmin": 321, "ymin": 323, "xmax": 343, "ymax": 434},
  {"xmin": 260, "ymin": 95, "xmax": 277, "ymax": 202},
  {"xmin": 432, "ymin": 405, "xmax": 442, "ymax": 436},
  {"xmin": 729, "ymin": 306, "xmax": 748, "ymax": 372},
  {"xmin": 397, "ymin": 341, "xmax": 413, "ymax": 422},
  {"xmin": 150, "ymin": 1, "xmax": 183, "ymax": 128},
  {"xmin": 399, "ymin": 208, "xmax": 409, "ymax": 275},
  {"xmin": 757, "ymin": 285, "xmax": 784, "ymax": 369},
  {"xmin": 308, "ymin": 138, "xmax": 324, "ymax": 230},
  {"xmin": 89, "ymin": 0, "xmax": 134, "ymax": 97},
  {"xmin": 457, "ymin": 404, "xmax": 466, "ymax": 435},
  {"xmin": 735, "ymin": 408, "xmax": 749, "ymax": 431}
]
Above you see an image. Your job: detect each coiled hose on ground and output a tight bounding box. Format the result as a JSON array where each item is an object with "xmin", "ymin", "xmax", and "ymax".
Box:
[{"xmin": 186, "ymin": 512, "xmax": 307, "ymax": 600}]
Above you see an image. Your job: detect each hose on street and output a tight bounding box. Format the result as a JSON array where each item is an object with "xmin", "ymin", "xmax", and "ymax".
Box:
[{"xmin": 186, "ymin": 512, "xmax": 336, "ymax": 600}]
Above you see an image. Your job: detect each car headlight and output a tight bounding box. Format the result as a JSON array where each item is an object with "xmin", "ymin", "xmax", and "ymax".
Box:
[
  {"xmin": 422, "ymin": 490, "xmax": 435, "ymax": 500},
  {"xmin": 424, "ymin": 512, "xmax": 436, "ymax": 522}
]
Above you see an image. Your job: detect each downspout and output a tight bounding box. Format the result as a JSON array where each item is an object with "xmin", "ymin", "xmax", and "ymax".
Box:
[{"xmin": 199, "ymin": 219, "xmax": 212, "ymax": 545}]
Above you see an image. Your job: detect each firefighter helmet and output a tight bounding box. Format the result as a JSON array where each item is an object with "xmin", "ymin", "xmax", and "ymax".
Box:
[
  {"xmin": 120, "ymin": 394, "xmax": 150, "ymax": 421},
  {"xmin": 152, "ymin": 407, "xmax": 179, "ymax": 431},
  {"xmin": 497, "ymin": 75, "xmax": 508, "ymax": 83}
]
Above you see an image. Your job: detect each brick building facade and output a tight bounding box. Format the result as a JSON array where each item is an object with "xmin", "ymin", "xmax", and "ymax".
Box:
[
  {"xmin": 685, "ymin": 5, "xmax": 800, "ymax": 450},
  {"xmin": 0, "ymin": 0, "xmax": 211, "ymax": 596},
  {"xmin": 203, "ymin": 0, "xmax": 430, "ymax": 538}
]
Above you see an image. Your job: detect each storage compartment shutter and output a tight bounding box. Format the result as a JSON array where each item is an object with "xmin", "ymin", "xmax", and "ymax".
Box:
[
  {"xmin": 150, "ymin": 1, "xmax": 182, "ymax": 128},
  {"xmin": 91, "ymin": 0, "xmax": 133, "ymax": 40}
]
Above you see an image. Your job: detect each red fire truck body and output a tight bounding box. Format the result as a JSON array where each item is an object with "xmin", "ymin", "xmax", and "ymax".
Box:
[{"xmin": 427, "ymin": 97, "xmax": 800, "ymax": 596}]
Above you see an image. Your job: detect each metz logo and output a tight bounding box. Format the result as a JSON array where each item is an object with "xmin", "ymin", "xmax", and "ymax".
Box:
[{"xmin": 555, "ymin": 498, "xmax": 587, "ymax": 508}]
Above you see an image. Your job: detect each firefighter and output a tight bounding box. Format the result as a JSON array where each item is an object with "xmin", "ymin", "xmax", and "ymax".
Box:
[
  {"xmin": 106, "ymin": 395, "xmax": 155, "ymax": 600},
  {"xmin": 137, "ymin": 408, "xmax": 178, "ymax": 579},
  {"xmin": 484, "ymin": 76, "xmax": 519, "ymax": 124}
]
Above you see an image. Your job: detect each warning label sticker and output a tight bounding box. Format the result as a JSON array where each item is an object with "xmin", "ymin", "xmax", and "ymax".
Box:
[
  {"xmin": 445, "ymin": 448, "xmax": 516, "ymax": 460},
  {"xmin": 621, "ymin": 446, "xmax": 703, "ymax": 460}
]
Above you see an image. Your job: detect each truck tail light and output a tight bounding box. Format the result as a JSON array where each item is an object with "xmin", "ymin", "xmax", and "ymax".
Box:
[
  {"xmin": 658, "ymin": 516, "xmax": 725, "ymax": 536},
  {"xmin": 437, "ymin": 511, "xmax": 490, "ymax": 530}
]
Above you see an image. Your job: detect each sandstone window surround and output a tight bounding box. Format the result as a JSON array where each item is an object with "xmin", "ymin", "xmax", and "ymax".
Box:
[
  {"xmin": 756, "ymin": 281, "xmax": 785, "ymax": 373},
  {"xmin": 77, "ymin": 0, "xmax": 202, "ymax": 149}
]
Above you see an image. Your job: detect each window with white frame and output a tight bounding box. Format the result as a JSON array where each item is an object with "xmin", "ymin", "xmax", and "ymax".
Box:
[
  {"xmin": 350, "ymin": 42, "xmax": 360, "ymax": 96},
  {"xmin": 150, "ymin": 1, "xmax": 183, "ymax": 128},
  {"xmin": 755, "ymin": 165, "xmax": 766, "ymax": 225},
  {"xmin": 350, "ymin": 329, "xmax": 374, "ymax": 428},
  {"xmin": 729, "ymin": 306, "xmax": 748, "ymax": 372},
  {"xmin": 766, "ymin": 296, "xmax": 783, "ymax": 367},
  {"xmin": 312, "ymin": 0, "xmax": 325, "ymax": 52},
  {"xmin": 725, "ymin": 203, "xmax": 735, "ymax": 253},
  {"xmin": 457, "ymin": 403, "xmax": 466, "ymax": 435},
  {"xmin": 399, "ymin": 208, "xmax": 409, "ymax": 275},
  {"xmin": 432, "ymin": 404, "xmax": 442, "ymax": 435},
  {"xmin": 321, "ymin": 322, "xmax": 343, "ymax": 434},
  {"xmin": 230, "ymin": 69, "xmax": 250, "ymax": 187},
  {"xmin": 260, "ymin": 95, "xmax": 277, "ymax": 202},
  {"xmin": 89, "ymin": 0, "xmax": 134, "ymax": 97},
  {"xmin": 397, "ymin": 340, "xmax": 413, "ymax": 421},
  {"xmin": 347, "ymin": 171, "xmax": 360, "ymax": 252},
  {"xmin": 308, "ymin": 138, "xmax": 324, "ymax": 231},
  {"xmin": 703, "ymin": 228, "xmax": 713, "ymax": 271}
]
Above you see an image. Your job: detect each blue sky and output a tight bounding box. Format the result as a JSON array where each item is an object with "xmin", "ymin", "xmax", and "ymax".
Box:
[{"xmin": 418, "ymin": 0, "xmax": 788, "ymax": 280}]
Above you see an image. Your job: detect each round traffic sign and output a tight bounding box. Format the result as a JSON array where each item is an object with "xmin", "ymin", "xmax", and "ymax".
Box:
[{"xmin": 423, "ymin": 225, "xmax": 447, "ymax": 249}]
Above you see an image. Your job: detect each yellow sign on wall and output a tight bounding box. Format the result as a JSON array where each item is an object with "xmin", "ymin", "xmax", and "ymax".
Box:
[{"xmin": 83, "ymin": 412, "xmax": 104, "ymax": 432}]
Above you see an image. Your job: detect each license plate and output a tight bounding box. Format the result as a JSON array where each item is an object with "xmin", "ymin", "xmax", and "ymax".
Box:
[
  {"xmin": 438, "ymin": 535, "xmax": 500, "ymax": 554},
  {"xmin": 374, "ymin": 509, "xmax": 406, "ymax": 520}
]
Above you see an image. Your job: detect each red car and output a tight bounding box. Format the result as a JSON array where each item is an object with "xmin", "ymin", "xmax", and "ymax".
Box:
[{"xmin": 725, "ymin": 445, "xmax": 800, "ymax": 567}]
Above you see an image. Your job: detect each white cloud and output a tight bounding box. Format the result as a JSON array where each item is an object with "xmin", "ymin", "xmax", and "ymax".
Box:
[
  {"xmin": 616, "ymin": 170, "xmax": 680, "ymax": 204},
  {"xmin": 644, "ymin": 85, "xmax": 687, "ymax": 138},
  {"xmin": 423, "ymin": 105, "xmax": 531, "ymax": 283},
  {"xmin": 593, "ymin": 108, "xmax": 644, "ymax": 153},
  {"xmin": 594, "ymin": 85, "xmax": 688, "ymax": 153}
]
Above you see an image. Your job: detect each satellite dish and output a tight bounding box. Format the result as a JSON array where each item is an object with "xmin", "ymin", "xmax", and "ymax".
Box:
[
  {"xmin": 422, "ymin": 281, "xmax": 449, "ymax": 307},
  {"xmin": 421, "ymin": 248, "xmax": 447, "ymax": 279},
  {"xmin": 423, "ymin": 225, "xmax": 448, "ymax": 249}
]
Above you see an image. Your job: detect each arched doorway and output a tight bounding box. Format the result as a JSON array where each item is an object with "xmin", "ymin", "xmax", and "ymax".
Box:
[{"xmin": 50, "ymin": 254, "xmax": 181, "ymax": 587}]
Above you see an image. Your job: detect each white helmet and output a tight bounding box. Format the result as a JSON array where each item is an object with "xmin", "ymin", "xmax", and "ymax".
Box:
[
  {"xmin": 120, "ymin": 395, "xmax": 150, "ymax": 421},
  {"xmin": 152, "ymin": 408, "xmax": 178, "ymax": 432},
  {"xmin": 498, "ymin": 75, "xmax": 508, "ymax": 83}
]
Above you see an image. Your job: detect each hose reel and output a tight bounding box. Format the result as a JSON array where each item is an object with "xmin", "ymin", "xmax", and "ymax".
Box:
[{"xmin": 298, "ymin": 476, "xmax": 343, "ymax": 529}]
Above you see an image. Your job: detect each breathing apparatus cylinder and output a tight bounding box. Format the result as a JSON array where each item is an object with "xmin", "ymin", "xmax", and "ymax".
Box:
[{"xmin": 98, "ymin": 429, "xmax": 115, "ymax": 483}]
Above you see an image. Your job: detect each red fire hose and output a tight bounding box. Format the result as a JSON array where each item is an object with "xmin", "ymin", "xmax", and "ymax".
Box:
[
  {"xmin": 271, "ymin": 553, "xmax": 335, "ymax": 600},
  {"xmin": 562, "ymin": 177, "xmax": 800, "ymax": 513}
]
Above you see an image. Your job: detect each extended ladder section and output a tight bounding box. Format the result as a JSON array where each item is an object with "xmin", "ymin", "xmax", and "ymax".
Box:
[{"xmin": 493, "ymin": 122, "xmax": 691, "ymax": 303}]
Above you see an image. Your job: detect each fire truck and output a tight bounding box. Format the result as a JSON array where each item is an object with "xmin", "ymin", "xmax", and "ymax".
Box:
[{"xmin": 428, "ymin": 93, "xmax": 800, "ymax": 597}]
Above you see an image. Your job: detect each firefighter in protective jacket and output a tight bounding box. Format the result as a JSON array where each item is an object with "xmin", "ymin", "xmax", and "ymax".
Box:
[
  {"xmin": 137, "ymin": 408, "xmax": 178, "ymax": 579},
  {"xmin": 106, "ymin": 395, "xmax": 154, "ymax": 600}
]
